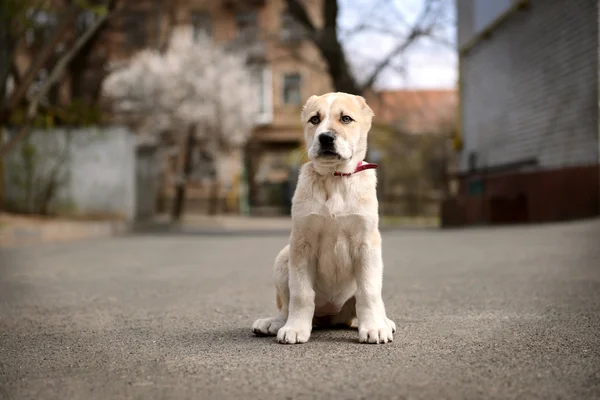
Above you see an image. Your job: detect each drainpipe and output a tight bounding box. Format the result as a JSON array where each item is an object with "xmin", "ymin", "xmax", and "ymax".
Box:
[
  {"xmin": 597, "ymin": 5, "xmax": 600, "ymax": 215},
  {"xmin": 453, "ymin": 58, "xmax": 463, "ymax": 153},
  {"xmin": 0, "ymin": 128, "xmax": 4, "ymax": 210}
]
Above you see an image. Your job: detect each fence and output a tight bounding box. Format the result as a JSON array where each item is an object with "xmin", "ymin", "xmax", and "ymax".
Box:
[{"xmin": 3, "ymin": 126, "xmax": 158, "ymax": 221}]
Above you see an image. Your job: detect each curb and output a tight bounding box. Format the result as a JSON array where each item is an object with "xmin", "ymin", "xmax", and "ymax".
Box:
[
  {"xmin": 0, "ymin": 216, "xmax": 440, "ymax": 248},
  {"xmin": 0, "ymin": 219, "xmax": 130, "ymax": 248},
  {"xmin": 130, "ymin": 218, "xmax": 438, "ymax": 237}
]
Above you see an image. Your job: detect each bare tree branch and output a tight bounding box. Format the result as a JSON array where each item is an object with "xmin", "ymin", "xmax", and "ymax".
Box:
[
  {"xmin": 283, "ymin": 0, "xmax": 450, "ymax": 95},
  {"xmin": 3, "ymin": 0, "xmax": 47, "ymax": 42},
  {"xmin": 342, "ymin": 24, "xmax": 405, "ymax": 40},
  {"xmin": 359, "ymin": 30, "xmax": 420, "ymax": 91},
  {"xmin": 0, "ymin": 4, "xmax": 115, "ymax": 158},
  {"xmin": 340, "ymin": 0, "xmax": 400, "ymax": 39},
  {"xmin": 388, "ymin": 0, "xmax": 411, "ymax": 26},
  {"xmin": 5, "ymin": 5, "xmax": 78, "ymax": 114},
  {"xmin": 323, "ymin": 0, "xmax": 338, "ymax": 29},
  {"xmin": 359, "ymin": 0, "xmax": 439, "ymax": 91},
  {"xmin": 283, "ymin": 0, "xmax": 360, "ymax": 93},
  {"xmin": 427, "ymin": 33, "xmax": 456, "ymax": 49},
  {"xmin": 285, "ymin": 0, "xmax": 316, "ymax": 34}
]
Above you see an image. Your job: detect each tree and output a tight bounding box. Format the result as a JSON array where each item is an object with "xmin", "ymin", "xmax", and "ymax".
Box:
[
  {"xmin": 285, "ymin": 0, "xmax": 454, "ymax": 95},
  {"xmin": 370, "ymin": 91, "xmax": 457, "ymax": 216},
  {"xmin": 102, "ymin": 28, "xmax": 258, "ymax": 220},
  {"xmin": 0, "ymin": 0, "xmax": 119, "ymax": 158}
]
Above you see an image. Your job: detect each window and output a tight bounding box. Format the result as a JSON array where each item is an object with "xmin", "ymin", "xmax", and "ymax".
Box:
[
  {"xmin": 191, "ymin": 11, "xmax": 212, "ymax": 40},
  {"xmin": 236, "ymin": 11, "xmax": 258, "ymax": 40},
  {"xmin": 251, "ymin": 65, "xmax": 273, "ymax": 124},
  {"xmin": 282, "ymin": 73, "xmax": 301, "ymax": 106},
  {"xmin": 125, "ymin": 11, "xmax": 148, "ymax": 48},
  {"xmin": 280, "ymin": 10, "xmax": 304, "ymax": 42}
]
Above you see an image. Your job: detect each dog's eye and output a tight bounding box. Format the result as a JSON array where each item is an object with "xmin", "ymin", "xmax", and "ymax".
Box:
[
  {"xmin": 309, "ymin": 115, "xmax": 321, "ymax": 125},
  {"xmin": 341, "ymin": 115, "xmax": 353, "ymax": 124}
]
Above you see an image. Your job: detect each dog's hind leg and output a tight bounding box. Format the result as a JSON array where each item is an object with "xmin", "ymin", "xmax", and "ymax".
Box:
[
  {"xmin": 327, "ymin": 296, "xmax": 357, "ymax": 329},
  {"xmin": 252, "ymin": 245, "xmax": 290, "ymax": 336}
]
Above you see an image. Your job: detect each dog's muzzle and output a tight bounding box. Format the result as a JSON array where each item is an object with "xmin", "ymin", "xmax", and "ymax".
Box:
[{"xmin": 317, "ymin": 132, "xmax": 339, "ymax": 157}]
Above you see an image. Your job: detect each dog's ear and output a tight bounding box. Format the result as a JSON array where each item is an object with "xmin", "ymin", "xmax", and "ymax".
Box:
[
  {"xmin": 355, "ymin": 95, "xmax": 374, "ymax": 121},
  {"xmin": 301, "ymin": 95, "xmax": 319, "ymax": 122}
]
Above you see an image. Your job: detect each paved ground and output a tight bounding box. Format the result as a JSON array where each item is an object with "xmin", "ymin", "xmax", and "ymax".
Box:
[{"xmin": 1, "ymin": 219, "xmax": 599, "ymax": 399}]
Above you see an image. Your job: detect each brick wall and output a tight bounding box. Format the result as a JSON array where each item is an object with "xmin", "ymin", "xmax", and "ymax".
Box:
[{"xmin": 459, "ymin": 0, "xmax": 599, "ymax": 173}]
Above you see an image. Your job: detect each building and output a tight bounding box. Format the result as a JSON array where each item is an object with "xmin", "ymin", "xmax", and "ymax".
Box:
[
  {"xmin": 445, "ymin": 0, "xmax": 600, "ymax": 226},
  {"xmin": 121, "ymin": 0, "xmax": 332, "ymax": 214},
  {"xmin": 185, "ymin": 0, "xmax": 332, "ymax": 213},
  {"xmin": 11, "ymin": 0, "xmax": 332, "ymax": 215}
]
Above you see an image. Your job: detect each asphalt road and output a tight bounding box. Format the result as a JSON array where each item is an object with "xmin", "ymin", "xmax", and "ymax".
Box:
[{"xmin": 1, "ymin": 219, "xmax": 599, "ymax": 399}]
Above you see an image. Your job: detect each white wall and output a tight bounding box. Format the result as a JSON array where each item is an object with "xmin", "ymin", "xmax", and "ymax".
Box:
[
  {"xmin": 4, "ymin": 126, "xmax": 138, "ymax": 220},
  {"xmin": 68, "ymin": 127, "xmax": 136, "ymax": 219},
  {"xmin": 459, "ymin": 0, "xmax": 599, "ymax": 172}
]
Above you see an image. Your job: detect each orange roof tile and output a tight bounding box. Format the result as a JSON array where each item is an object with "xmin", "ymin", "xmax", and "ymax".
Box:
[{"xmin": 367, "ymin": 89, "xmax": 457, "ymax": 134}]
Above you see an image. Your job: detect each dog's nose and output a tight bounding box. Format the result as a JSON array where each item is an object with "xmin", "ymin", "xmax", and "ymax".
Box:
[{"xmin": 318, "ymin": 132, "xmax": 335, "ymax": 147}]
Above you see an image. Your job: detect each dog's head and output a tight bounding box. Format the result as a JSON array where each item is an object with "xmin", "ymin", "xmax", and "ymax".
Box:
[{"xmin": 301, "ymin": 92, "xmax": 374, "ymax": 174}]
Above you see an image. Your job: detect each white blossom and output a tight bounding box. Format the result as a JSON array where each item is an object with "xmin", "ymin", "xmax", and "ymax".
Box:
[{"xmin": 102, "ymin": 27, "xmax": 258, "ymax": 153}]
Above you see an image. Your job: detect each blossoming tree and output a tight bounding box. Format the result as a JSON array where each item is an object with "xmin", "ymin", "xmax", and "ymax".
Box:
[{"xmin": 102, "ymin": 27, "xmax": 258, "ymax": 219}]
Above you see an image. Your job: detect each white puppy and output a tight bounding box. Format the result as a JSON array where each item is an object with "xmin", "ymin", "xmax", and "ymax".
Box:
[{"xmin": 252, "ymin": 92, "xmax": 395, "ymax": 344}]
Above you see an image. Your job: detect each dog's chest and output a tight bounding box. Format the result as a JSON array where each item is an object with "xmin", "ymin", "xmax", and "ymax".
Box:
[
  {"xmin": 311, "ymin": 178, "xmax": 371, "ymax": 218},
  {"xmin": 306, "ymin": 193, "xmax": 370, "ymax": 278},
  {"xmin": 313, "ymin": 216, "xmax": 360, "ymax": 295},
  {"xmin": 293, "ymin": 175, "xmax": 376, "ymax": 236},
  {"xmin": 293, "ymin": 176, "xmax": 378, "ymax": 300}
]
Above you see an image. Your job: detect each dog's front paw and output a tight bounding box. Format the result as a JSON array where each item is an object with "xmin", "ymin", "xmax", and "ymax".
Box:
[
  {"xmin": 252, "ymin": 317, "xmax": 286, "ymax": 336},
  {"xmin": 358, "ymin": 322, "xmax": 394, "ymax": 344},
  {"xmin": 386, "ymin": 317, "xmax": 396, "ymax": 333},
  {"xmin": 277, "ymin": 325, "xmax": 311, "ymax": 344}
]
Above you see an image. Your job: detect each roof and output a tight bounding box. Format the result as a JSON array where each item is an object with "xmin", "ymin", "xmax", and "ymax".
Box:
[{"xmin": 367, "ymin": 89, "xmax": 458, "ymax": 134}]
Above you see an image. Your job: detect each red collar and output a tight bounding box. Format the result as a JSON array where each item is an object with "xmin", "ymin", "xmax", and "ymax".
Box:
[{"xmin": 333, "ymin": 161, "xmax": 378, "ymax": 177}]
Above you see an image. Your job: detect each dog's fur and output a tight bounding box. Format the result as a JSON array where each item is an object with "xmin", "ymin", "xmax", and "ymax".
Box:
[{"xmin": 252, "ymin": 92, "xmax": 395, "ymax": 344}]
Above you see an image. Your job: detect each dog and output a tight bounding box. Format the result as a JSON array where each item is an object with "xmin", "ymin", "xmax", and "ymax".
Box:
[{"xmin": 252, "ymin": 92, "xmax": 395, "ymax": 344}]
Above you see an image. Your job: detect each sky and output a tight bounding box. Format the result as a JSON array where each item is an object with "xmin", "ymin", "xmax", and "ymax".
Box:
[{"xmin": 338, "ymin": 0, "xmax": 458, "ymax": 90}]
